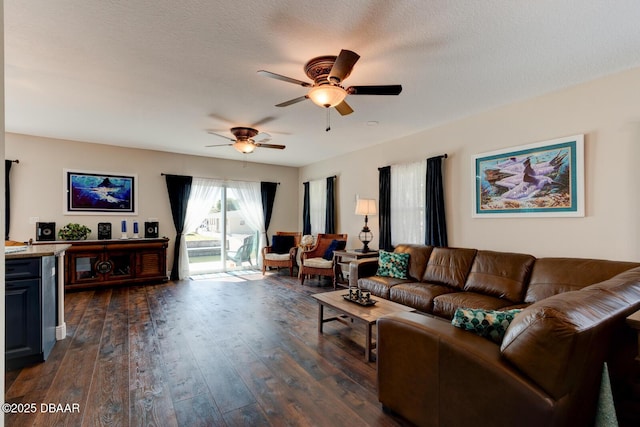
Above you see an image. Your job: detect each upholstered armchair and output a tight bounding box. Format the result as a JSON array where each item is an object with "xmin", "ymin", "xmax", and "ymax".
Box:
[
  {"xmin": 300, "ymin": 233, "xmax": 347, "ymax": 286},
  {"xmin": 262, "ymin": 232, "xmax": 302, "ymax": 276}
]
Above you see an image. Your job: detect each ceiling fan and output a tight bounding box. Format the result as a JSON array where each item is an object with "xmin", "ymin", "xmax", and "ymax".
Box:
[
  {"xmin": 206, "ymin": 127, "xmax": 285, "ymax": 154},
  {"xmin": 258, "ymin": 49, "xmax": 402, "ymax": 117}
]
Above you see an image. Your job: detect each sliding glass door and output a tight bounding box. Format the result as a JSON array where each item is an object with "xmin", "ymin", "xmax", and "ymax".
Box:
[{"xmin": 186, "ymin": 184, "xmax": 259, "ymax": 275}]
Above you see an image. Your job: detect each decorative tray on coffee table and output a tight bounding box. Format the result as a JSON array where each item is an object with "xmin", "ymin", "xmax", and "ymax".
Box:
[{"xmin": 342, "ymin": 294, "xmax": 377, "ymax": 307}]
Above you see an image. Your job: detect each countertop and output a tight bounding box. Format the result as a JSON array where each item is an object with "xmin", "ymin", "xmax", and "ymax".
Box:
[{"xmin": 5, "ymin": 243, "xmax": 72, "ymax": 259}]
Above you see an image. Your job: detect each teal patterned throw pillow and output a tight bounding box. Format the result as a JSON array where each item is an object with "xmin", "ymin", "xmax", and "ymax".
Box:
[
  {"xmin": 451, "ymin": 308, "xmax": 522, "ymax": 344},
  {"xmin": 376, "ymin": 250, "xmax": 409, "ymax": 279}
]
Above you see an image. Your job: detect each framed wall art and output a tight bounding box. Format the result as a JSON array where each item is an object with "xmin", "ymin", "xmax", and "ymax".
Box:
[
  {"xmin": 472, "ymin": 135, "xmax": 584, "ymax": 218},
  {"xmin": 64, "ymin": 169, "xmax": 137, "ymax": 215}
]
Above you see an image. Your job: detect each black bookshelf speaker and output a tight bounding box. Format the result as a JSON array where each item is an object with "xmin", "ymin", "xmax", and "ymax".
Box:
[
  {"xmin": 98, "ymin": 222, "xmax": 112, "ymax": 240},
  {"xmin": 145, "ymin": 221, "xmax": 159, "ymax": 238},
  {"xmin": 36, "ymin": 222, "xmax": 56, "ymax": 241}
]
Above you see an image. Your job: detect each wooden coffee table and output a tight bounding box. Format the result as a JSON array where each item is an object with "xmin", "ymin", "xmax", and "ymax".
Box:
[{"xmin": 312, "ymin": 290, "xmax": 415, "ymax": 362}]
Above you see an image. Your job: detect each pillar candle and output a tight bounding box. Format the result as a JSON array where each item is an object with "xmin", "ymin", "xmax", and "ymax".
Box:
[
  {"xmin": 121, "ymin": 220, "xmax": 127, "ymax": 233},
  {"xmin": 133, "ymin": 222, "xmax": 139, "ymax": 234}
]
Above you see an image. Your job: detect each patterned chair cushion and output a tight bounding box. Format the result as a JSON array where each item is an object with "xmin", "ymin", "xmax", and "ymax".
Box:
[
  {"xmin": 451, "ymin": 307, "xmax": 522, "ymax": 344},
  {"xmin": 377, "ymin": 250, "xmax": 410, "ymax": 279}
]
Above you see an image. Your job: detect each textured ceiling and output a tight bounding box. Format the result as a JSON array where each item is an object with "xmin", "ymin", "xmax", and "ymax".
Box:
[{"xmin": 6, "ymin": 1, "xmax": 640, "ymax": 167}]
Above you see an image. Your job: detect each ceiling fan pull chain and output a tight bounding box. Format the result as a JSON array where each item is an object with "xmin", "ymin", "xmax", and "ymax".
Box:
[{"xmin": 326, "ymin": 107, "xmax": 331, "ymax": 132}]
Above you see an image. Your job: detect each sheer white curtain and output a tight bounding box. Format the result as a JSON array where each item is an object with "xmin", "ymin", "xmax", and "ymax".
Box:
[
  {"xmin": 391, "ymin": 160, "xmax": 426, "ymax": 246},
  {"xmin": 309, "ymin": 178, "xmax": 326, "ymax": 235},
  {"xmin": 180, "ymin": 178, "xmax": 222, "ymax": 279},
  {"xmin": 229, "ymin": 181, "xmax": 265, "ymax": 267}
]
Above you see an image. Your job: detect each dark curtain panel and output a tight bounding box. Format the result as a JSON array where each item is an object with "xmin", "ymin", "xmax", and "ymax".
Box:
[
  {"xmin": 325, "ymin": 176, "xmax": 336, "ymax": 233},
  {"xmin": 5, "ymin": 160, "xmax": 13, "ymax": 240},
  {"xmin": 425, "ymin": 156, "xmax": 448, "ymax": 247},
  {"xmin": 164, "ymin": 174, "xmax": 193, "ymax": 280},
  {"xmin": 260, "ymin": 181, "xmax": 278, "ymax": 240},
  {"xmin": 302, "ymin": 182, "xmax": 311, "ymax": 235},
  {"xmin": 378, "ymin": 166, "xmax": 392, "ymax": 251}
]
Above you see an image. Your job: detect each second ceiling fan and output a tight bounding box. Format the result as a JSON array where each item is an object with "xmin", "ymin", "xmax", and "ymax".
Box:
[
  {"xmin": 206, "ymin": 127, "xmax": 285, "ymax": 154},
  {"xmin": 258, "ymin": 49, "xmax": 402, "ymax": 116}
]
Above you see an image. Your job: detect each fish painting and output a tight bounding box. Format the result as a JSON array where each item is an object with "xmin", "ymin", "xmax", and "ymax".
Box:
[
  {"xmin": 67, "ymin": 171, "xmax": 135, "ymax": 213},
  {"xmin": 474, "ymin": 137, "xmax": 581, "ymax": 216}
]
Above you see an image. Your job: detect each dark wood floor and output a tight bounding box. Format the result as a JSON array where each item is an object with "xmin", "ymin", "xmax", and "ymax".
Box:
[{"xmin": 5, "ymin": 271, "xmax": 410, "ymax": 426}]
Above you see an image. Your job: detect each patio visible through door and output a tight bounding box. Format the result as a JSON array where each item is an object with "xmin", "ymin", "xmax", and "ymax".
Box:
[{"xmin": 186, "ymin": 185, "xmax": 259, "ymax": 275}]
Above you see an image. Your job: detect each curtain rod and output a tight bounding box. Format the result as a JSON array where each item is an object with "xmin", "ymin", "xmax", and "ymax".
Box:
[
  {"xmin": 303, "ymin": 174, "xmax": 337, "ymax": 184},
  {"xmin": 7, "ymin": 159, "xmax": 19, "ymax": 163},
  {"xmin": 378, "ymin": 154, "xmax": 448, "ymax": 170},
  {"xmin": 160, "ymin": 173, "xmax": 279, "ymax": 185}
]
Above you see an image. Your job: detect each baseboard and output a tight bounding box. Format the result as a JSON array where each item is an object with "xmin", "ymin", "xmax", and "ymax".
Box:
[{"xmin": 56, "ymin": 323, "xmax": 67, "ymax": 340}]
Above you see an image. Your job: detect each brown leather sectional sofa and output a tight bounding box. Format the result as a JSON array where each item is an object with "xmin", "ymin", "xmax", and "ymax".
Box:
[{"xmin": 349, "ymin": 244, "xmax": 640, "ymax": 426}]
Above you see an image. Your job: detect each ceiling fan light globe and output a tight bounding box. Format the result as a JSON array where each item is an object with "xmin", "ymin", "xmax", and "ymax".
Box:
[
  {"xmin": 308, "ymin": 85, "xmax": 347, "ymax": 108},
  {"xmin": 233, "ymin": 140, "xmax": 255, "ymax": 153}
]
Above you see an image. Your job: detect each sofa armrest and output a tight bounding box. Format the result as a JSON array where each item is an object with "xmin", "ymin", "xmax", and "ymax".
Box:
[
  {"xmin": 349, "ymin": 258, "xmax": 379, "ymax": 288},
  {"xmin": 377, "ymin": 312, "xmax": 555, "ymax": 427}
]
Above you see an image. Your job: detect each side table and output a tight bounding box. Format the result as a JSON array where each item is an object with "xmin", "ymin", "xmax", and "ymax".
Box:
[
  {"xmin": 626, "ymin": 309, "xmax": 640, "ymax": 362},
  {"xmin": 333, "ymin": 249, "xmax": 379, "ymax": 289}
]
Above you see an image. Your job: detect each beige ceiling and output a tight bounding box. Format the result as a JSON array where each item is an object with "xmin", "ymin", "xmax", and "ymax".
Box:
[{"xmin": 6, "ymin": 1, "xmax": 640, "ymax": 167}]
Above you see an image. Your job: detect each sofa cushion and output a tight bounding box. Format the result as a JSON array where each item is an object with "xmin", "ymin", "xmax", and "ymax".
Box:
[
  {"xmin": 525, "ymin": 258, "xmax": 640, "ymax": 303},
  {"xmin": 432, "ymin": 292, "xmax": 513, "ymax": 319},
  {"xmin": 583, "ymin": 266, "xmax": 640, "ymax": 303},
  {"xmin": 501, "ymin": 281, "xmax": 640, "ymax": 400},
  {"xmin": 323, "ymin": 239, "xmax": 346, "ymax": 260},
  {"xmin": 464, "ymin": 250, "xmax": 535, "ymax": 303},
  {"xmin": 422, "ymin": 247, "xmax": 477, "ymax": 289},
  {"xmin": 377, "ymin": 250, "xmax": 410, "ymax": 279},
  {"xmin": 451, "ymin": 307, "xmax": 522, "ymax": 344},
  {"xmin": 271, "ymin": 235, "xmax": 295, "ymax": 254},
  {"xmin": 394, "ymin": 244, "xmax": 434, "ymax": 281},
  {"xmin": 389, "ymin": 282, "xmax": 454, "ymax": 314},
  {"xmin": 359, "ymin": 276, "xmax": 410, "ymax": 299}
]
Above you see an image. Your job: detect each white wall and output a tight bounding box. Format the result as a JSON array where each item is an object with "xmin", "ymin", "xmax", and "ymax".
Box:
[
  {"xmin": 301, "ymin": 67, "xmax": 640, "ymax": 262},
  {"xmin": 7, "ymin": 67, "xmax": 640, "ymax": 265},
  {"xmin": 4, "ymin": 134, "xmax": 300, "ymax": 270}
]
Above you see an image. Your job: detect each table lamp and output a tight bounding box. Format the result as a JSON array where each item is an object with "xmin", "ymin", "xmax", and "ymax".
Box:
[{"xmin": 355, "ymin": 199, "xmax": 376, "ymax": 252}]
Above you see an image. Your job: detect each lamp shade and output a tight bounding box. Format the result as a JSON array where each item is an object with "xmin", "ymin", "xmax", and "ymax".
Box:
[
  {"xmin": 233, "ymin": 140, "xmax": 255, "ymax": 154},
  {"xmin": 308, "ymin": 85, "xmax": 347, "ymax": 108},
  {"xmin": 355, "ymin": 199, "xmax": 377, "ymax": 216}
]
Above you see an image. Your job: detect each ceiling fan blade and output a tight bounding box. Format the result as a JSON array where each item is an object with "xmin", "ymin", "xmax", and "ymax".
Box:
[
  {"xmin": 205, "ymin": 143, "xmax": 234, "ymax": 148},
  {"xmin": 255, "ymin": 143, "xmax": 286, "ymax": 150},
  {"xmin": 257, "ymin": 70, "xmax": 312, "ymax": 87},
  {"xmin": 276, "ymin": 95, "xmax": 309, "ymax": 107},
  {"xmin": 250, "ymin": 116, "xmax": 276, "ymax": 128},
  {"xmin": 329, "ymin": 50, "xmax": 360, "ymax": 83},
  {"xmin": 335, "ymin": 100, "xmax": 354, "ymax": 116},
  {"xmin": 253, "ymin": 132, "xmax": 272, "ymax": 143},
  {"xmin": 347, "ymin": 85, "xmax": 403, "ymax": 95},
  {"xmin": 207, "ymin": 131, "xmax": 235, "ymax": 141},
  {"xmin": 208, "ymin": 112, "xmax": 237, "ymax": 125}
]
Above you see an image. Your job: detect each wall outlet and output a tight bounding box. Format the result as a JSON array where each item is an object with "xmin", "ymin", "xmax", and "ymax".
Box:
[{"xmin": 29, "ymin": 216, "xmax": 39, "ymax": 224}]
